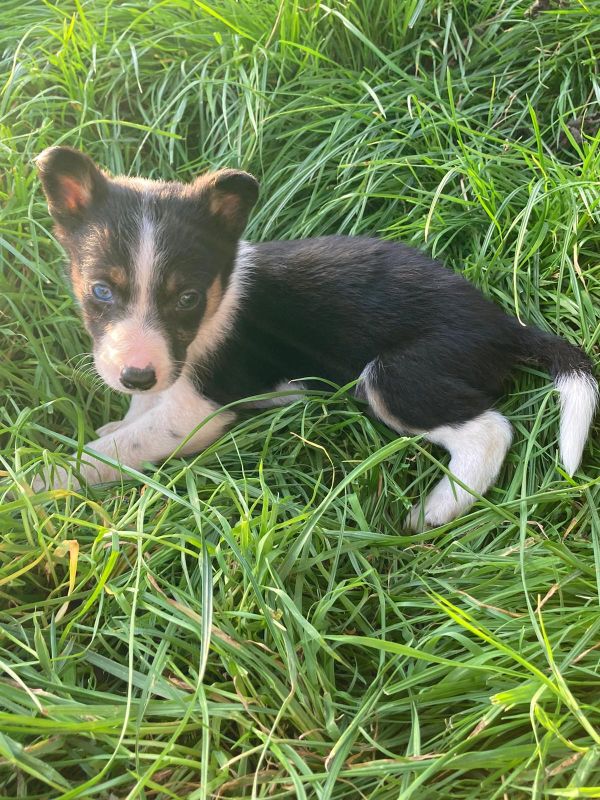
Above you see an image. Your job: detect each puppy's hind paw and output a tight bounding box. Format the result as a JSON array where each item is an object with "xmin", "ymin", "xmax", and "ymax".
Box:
[
  {"xmin": 405, "ymin": 503, "xmax": 431, "ymax": 532},
  {"xmin": 405, "ymin": 494, "xmax": 466, "ymax": 531}
]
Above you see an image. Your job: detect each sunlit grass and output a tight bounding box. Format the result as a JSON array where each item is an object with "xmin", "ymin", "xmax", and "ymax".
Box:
[{"xmin": 1, "ymin": 0, "xmax": 599, "ymax": 797}]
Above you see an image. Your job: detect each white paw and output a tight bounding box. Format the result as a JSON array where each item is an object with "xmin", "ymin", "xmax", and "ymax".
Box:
[
  {"xmin": 407, "ymin": 474, "xmax": 478, "ymax": 530},
  {"xmin": 406, "ymin": 503, "xmax": 426, "ymax": 531},
  {"xmin": 96, "ymin": 420, "xmax": 124, "ymax": 437},
  {"xmin": 406, "ymin": 503, "xmax": 451, "ymax": 531},
  {"xmin": 79, "ymin": 453, "xmax": 123, "ymax": 486},
  {"xmin": 31, "ymin": 465, "xmax": 80, "ymax": 493},
  {"xmin": 405, "ymin": 494, "xmax": 465, "ymax": 530},
  {"xmin": 407, "ymin": 503, "xmax": 449, "ymax": 531},
  {"xmin": 31, "ymin": 450, "xmax": 124, "ymax": 493}
]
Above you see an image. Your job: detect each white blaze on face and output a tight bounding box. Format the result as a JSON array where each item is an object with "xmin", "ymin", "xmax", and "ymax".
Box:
[
  {"xmin": 94, "ymin": 209, "xmax": 174, "ymax": 394},
  {"xmin": 135, "ymin": 213, "xmax": 157, "ymax": 315}
]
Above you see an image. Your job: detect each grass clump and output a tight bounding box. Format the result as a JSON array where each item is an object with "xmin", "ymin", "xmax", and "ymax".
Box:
[{"xmin": 1, "ymin": 0, "xmax": 600, "ymax": 797}]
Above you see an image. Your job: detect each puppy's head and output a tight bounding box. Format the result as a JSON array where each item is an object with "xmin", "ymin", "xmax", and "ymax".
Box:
[{"xmin": 36, "ymin": 146, "xmax": 258, "ymax": 394}]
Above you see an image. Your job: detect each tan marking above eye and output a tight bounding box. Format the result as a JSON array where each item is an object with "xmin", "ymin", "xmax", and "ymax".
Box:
[
  {"xmin": 108, "ymin": 267, "xmax": 128, "ymax": 288},
  {"xmin": 165, "ymin": 273, "xmax": 180, "ymax": 295}
]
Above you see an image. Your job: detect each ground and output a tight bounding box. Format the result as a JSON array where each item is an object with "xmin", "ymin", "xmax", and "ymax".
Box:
[{"xmin": 1, "ymin": 1, "xmax": 599, "ymax": 798}]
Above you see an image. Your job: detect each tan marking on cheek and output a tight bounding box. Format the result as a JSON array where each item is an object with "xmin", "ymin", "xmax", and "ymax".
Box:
[
  {"xmin": 70, "ymin": 265, "xmax": 85, "ymax": 302},
  {"xmin": 204, "ymin": 275, "xmax": 223, "ymax": 320}
]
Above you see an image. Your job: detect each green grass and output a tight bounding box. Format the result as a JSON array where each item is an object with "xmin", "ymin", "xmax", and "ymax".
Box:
[{"xmin": 1, "ymin": 0, "xmax": 600, "ymax": 797}]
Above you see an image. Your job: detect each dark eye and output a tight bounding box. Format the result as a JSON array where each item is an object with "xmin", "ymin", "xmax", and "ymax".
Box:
[
  {"xmin": 176, "ymin": 290, "xmax": 200, "ymax": 311},
  {"xmin": 92, "ymin": 283, "xmax": 113, "ymax": 302}
]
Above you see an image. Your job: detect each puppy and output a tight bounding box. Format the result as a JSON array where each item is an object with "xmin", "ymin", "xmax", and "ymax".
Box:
[{"xmin": 35, "ymin": 146, "xmax": 597, "ymax": 528}]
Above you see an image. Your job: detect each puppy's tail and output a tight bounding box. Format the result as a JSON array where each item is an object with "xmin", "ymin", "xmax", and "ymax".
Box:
[{"xmin": 520, "ymin": 328, "xmax": 597, "ymax": 475}]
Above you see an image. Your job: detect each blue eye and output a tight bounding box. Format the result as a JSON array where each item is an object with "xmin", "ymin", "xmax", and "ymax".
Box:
[{"xmin": 92, "ymin": 283, "xmax": 113, "ymax": 302}]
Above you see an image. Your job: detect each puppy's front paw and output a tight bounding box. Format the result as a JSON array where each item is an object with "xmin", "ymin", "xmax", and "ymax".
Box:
[
  {"xmin": 96, "ymin": 420, "xmax": 125, "ymax": 437},
  {"xmin": 31, "ymin": 465, "xmax": 79, "ymax": 493},
  {"xmin": 83, "ymin": 433, "xmax": 143, "ymax": 485},
  {"xmin": 78, "ymin": 453, "xmax": 123, "ymax": 486},
  {"xmin": 31, "ymin": 447, "xmax": 125, "ymax": 493}
]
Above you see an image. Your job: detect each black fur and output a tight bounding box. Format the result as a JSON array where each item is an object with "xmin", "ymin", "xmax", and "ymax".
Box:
[{"xmin": 194, "ymin": 237, "xmax": 593, "ymax": 429}]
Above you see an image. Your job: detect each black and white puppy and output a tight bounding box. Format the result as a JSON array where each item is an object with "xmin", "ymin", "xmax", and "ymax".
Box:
[{"xmin": 35, "ymin": 147, "xmax": 597, "ymax": 528}]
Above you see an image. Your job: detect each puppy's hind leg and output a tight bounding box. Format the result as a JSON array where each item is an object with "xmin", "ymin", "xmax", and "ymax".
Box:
[
  {"xmin": 360, "ymin": 355, "xmax": 512, "ymax": 529},
  {"xmin": 407, "ymin": 411, "xmax": 513, "ymax": 529}
]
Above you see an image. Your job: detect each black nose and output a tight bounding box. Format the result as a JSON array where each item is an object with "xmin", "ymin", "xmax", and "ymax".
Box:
[{"xmin": 120, "ymin": 366, "xmax": 157, "ymax": 391}]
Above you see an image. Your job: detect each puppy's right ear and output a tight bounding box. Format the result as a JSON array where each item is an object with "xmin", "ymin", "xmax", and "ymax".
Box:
[{"xmin": 35, "ymin": 147, "xmax": 107, "ymax": 225}]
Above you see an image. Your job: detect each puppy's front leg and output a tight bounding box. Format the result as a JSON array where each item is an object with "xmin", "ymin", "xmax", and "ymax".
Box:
[
  {"xmin": 95, "ymin": 393, "xmax": 160, "ymax": 437},
  {"xmin": 39, "ymin": 379, "xmax": 235, "ymax": 490}
]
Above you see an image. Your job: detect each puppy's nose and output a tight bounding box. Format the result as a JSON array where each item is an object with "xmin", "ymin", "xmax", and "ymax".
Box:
[{"xmin": 120, "ymin": 366, "xmax": 157, "ymax": 391}]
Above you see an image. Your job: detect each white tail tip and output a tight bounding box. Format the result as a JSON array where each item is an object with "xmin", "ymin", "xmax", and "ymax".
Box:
[{"xmin": 555, "ymin": 372, "xmax": 598, "ymax": 475}]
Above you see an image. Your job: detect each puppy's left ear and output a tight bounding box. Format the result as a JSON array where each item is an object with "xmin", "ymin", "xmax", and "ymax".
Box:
[
  {"xmin": 198, "ymin": 169, "xmax": 259, "ymax": 238},
  {"xmin": 35, "ymin": 146, "xmax": 108, "ymax": 226}
]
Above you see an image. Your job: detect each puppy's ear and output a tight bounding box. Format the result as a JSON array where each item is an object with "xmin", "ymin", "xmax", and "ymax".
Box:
[
  {"xmin": 196, "ymin": 169, "xmax": 259, "ymax": 238},
  {"xmin": 35, "ymin": 147, "xmax": 107, "ymax": 225}
]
